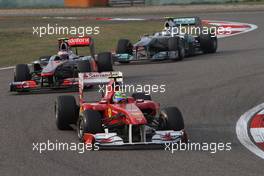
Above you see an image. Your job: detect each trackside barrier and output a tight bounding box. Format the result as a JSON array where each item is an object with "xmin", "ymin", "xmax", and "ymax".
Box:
[
  {"xmin": 64, "ymin": 0, "xmax": 108, "ymax": 8},
  {"xmin": 109, "ymin": 0, "xmax": 145, "ymax": 6},
  {"xmin": 144, "ymin": 0, "xmax": 244, "ymax": 5}
]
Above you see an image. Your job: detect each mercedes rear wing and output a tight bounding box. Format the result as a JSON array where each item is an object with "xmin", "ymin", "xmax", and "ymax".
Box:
[{"xmin": 164, "ymin": 16, "xmax": 201, "ymax": 28}]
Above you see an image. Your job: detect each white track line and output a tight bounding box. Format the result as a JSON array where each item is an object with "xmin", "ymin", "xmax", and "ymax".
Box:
[
  {"xmin": 236, "ymin": 103, "xmax": 264, "ymax": 159},
  {"xmin": 0, "ymin": 66, "xmax": 14, "ymax": 71}
]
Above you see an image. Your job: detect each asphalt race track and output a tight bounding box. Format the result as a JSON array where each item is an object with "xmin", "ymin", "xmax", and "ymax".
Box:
[{"xmin": 1, "ymin": 11, "xmax": 264, "ymax": 176}]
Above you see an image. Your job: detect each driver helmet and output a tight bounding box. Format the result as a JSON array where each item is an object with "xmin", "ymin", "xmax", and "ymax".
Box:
[
  {"xmin": 113, "ymin": 91, "xmax": 127, "ymax": 103},
  {"xmin": 58, "ymin": 50, "xmax": 69, "ymax": 60}
]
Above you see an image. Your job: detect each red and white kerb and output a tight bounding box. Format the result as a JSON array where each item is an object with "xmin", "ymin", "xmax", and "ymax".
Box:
[{"xmin": 250, "ymin": 110, "xmax": 264, "ymax": 150}]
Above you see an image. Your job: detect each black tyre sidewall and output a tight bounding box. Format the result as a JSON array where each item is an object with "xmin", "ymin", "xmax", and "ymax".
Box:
[
  {"xmin": 116, "ymin": 39, "xmax": 133, "ymax": 55},
  {"xmin": 55, "ymin": 96, "xmax": 77, "ymax": 130},
  {"xmin": 161, "ymin": 107, "xmax": 184, "ymax": 131},
  {"xmin": 97, "ymin": 52, "xmax": 113, "ymax": 72},
  {"xmin": 200, "ymin": 34, "xmax": 217, "ymax": 53},
  {"xmin": 77, "ymin": 110, "xmax": 104, "ymax": 140},
  {"xmin": 14, "ymin": 64, "xmax": 31, "ymax": 82}
]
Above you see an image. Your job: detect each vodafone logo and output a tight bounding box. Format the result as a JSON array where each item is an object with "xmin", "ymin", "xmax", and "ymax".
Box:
[{"xmin": 68, "ymin": 37, "xmax": 91, "ymax": 46}]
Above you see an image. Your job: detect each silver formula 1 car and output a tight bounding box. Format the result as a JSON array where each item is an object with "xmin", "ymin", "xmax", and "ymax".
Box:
[
  {"xmin": 115, "ymin": 17, "xmax": 217, "ymax": 63},
  {"xmin": 10, "ymin": 37, "xmax": 113, "ymax": 92}
]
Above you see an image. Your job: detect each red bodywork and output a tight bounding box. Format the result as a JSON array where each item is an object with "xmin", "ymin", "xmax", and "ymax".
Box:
[
  {"xmin": 10, "ymin": 37, "xmax": 98, "ymax": 92},
  {"xmin": 77, "ymin": 72, "xmax": 187, "ymax": 146},
  {"xmin": 80, "ymin": 80, "xmax": 160, "ymax": 127}
]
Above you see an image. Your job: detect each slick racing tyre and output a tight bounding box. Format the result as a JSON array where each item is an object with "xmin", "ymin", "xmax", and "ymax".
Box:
[
  {"xmin": 160, "ymin": 107, "xmax": 184, "ymax": 131},
  {"xmin": 14, "ymin": 64, "xmax": 31, "ymax": 82},
  {"xmin": 168, "ymin": 37, "xmax": 185, "ymax": 61},
  {"xmin": 199, "ymin": 34, "xmax": 217, "ymax": 53},
  {"xmin": 77, "ymin": 110, "xmax": 104, "ymax": 141},
  {"xmin": 55, "ymin": 95, "xmax": 78, "ymax": 130},
  {"xmin": 116, "ymin": 39, "xmax": 133, "ymax": 55},
  {"xmin": 132, "ymin": 92, "xmax": 152, "ymax": 100},
  {"xmin": 97, "ymin": 52, "xmax": 113, "ymax": 72},
  {"xmin": 77, "ymin": 60, "xmax": 92, "ymax": 73}
]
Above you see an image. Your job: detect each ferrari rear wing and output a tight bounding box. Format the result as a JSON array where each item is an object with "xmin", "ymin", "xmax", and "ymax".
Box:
[
  {"xmin": 79, "ymin": 72, "xmax": 123, "ymax": 103},
  {"xmin": 79, "ymin": 72, "xmax": 123, "ymax": 87}
]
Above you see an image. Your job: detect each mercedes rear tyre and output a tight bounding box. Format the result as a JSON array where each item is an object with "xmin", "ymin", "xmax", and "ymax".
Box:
[{"xmin": 200, "ymin": 34, "xmax": 217, "ymax": 53}]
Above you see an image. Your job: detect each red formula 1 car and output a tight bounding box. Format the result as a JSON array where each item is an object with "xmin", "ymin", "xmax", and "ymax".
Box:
[
  {"xmin": 10, "ymin": 36, "xmax": 113, "ymax": 93},
  {"xmin": 55, "ymin": 72, "xmax": 187, "ymax": 149}
]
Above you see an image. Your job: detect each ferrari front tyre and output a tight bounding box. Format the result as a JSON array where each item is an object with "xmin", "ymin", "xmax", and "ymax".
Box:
[
  {"xmin": 199, "ymin": 34, "xmax": 217, "ymax": 53},
  {"xmin": 55, "ymin": 95, "xmax": 77, "ymax": 130},
  {"xmin": 77, "ymin": 60, "xmax": 92, "ymax": 73},
  {"xmin": 14, "ymin": 64, "xmax": 31, "ymax": 82},
  {"xmin": 77, "ymin": 110, "xmax": 104, "ymax": 141},
  {"xmin": 97, "ymin": 52, "xmax": 113, "ymax": 72},
  {"xmin": 160, "ymin": 107, "xmax": 184, "ymax": 131},
  {"xmin": 116, "ymin": 39, "xmax": 133, "ymax": 55},
  {"xmin": 132, "ymin": 92, "xmax": 152, "ymax": 100}
]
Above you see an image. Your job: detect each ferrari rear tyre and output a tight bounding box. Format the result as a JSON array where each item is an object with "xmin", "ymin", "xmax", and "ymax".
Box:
[
  {"xmin": 77, "ymin": 110, "xmax": 104, "ymax": 141},
  {"xmin": 55, "ymin": 95, "xmax": 77, "ymax": 130},
  {"xmin": 160, "ymin": 107, "xmax": 184, "ymax": 131},
  {"xmin": 116, "ymin": 39, "xmax": 133, "ymax": 55},
  {"xmin": 97, "ymin": 52, "xmax": 113, "ymax": 72},
  {"xmin": 132, "ymin": 92, "xmax": 152, "ymax": 100},
  {"xmin": 14, "ymin": 64, "xmax": 31, "ymax": 82}
]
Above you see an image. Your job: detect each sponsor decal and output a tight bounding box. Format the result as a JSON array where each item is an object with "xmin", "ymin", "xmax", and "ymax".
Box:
[{"xmin": 68, "ymin": 37, "xmax": 91, "ymax": 46}]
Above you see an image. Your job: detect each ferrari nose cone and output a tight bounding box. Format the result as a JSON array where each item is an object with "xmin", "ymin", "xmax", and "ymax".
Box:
[{"xmin": 124, "ymin": 103, "xmax": 147, "ymax": 124}]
